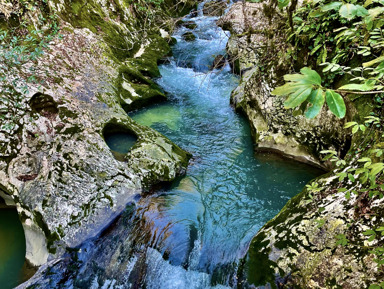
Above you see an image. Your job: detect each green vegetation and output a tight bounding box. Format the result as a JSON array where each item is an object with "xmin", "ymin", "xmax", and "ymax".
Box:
[
  {"xmin": 244, "ymin": 0, "xmax": 384, "ymax": 289},
  {"xmin": 273, "ymin": 0, "xmax": 384, "ymax": 119},
  {"xmin": 0, "ymin": 0, "xmax": 61, "ymax": 131},
  {"xmin": 266, "ymin": 0, "xmax": 384, "ymax": 287}
]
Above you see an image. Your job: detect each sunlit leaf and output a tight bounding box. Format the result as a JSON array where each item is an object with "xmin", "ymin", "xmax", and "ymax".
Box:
[
  {"xmin": 325, "ymin": 90, "xmax": 346, "ymax": 118},
  {"xmin": 305, "ymin": 89, "xmax": 325, "ymax": 118}
]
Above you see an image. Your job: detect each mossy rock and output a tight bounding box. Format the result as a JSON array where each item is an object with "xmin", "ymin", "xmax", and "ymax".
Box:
[
  {"xmin": 182, "ymin": 21, "xmax": 197, "ymax": 30},
  {"xmin": 182, "ymin": 32, "xmax": 196, "ymax": 42}
]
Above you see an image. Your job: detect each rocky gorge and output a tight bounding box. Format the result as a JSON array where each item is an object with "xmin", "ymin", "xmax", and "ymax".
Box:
[{"xmin": 0, "ymin": 0, "xmax": 384, "ymax": 288}]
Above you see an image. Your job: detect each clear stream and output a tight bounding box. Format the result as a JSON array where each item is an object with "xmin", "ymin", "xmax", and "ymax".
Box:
[{"xmin": 126, "ymin": 3, "xmax": 323, "ymax": 288}]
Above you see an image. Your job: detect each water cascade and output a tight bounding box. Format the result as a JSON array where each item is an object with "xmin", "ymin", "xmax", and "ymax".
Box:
[{"xmin": 125, "ymin": 3, "xmax": 323, "ymax": 287}]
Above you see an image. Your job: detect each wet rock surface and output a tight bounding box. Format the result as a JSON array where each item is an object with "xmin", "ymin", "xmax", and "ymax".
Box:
[
  {"xmin": 182, "ymin": 31, "xmax": 197, "ymax": 41},
  {"xmin": 182, "ymin": 20, "xmax": 198, "ymax": 29},
  {"xmin": 237, "ymin": 172, "xmax": 383, "ymax": 289}
]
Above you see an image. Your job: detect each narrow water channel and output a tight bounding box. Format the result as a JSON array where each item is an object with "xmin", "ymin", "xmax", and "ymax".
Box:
[{"xmin": 127, "ymin": 3, "xmax": 323, "ymax": 288}]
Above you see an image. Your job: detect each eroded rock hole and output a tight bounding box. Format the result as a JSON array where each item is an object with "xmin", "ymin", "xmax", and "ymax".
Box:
[
  {"xmin": 103, "ymin": 123, "xmax": 138, "ymax": 161},
  {"xmin": 29, "ymin": 93, "xmax": 59, "ymax": 118}
]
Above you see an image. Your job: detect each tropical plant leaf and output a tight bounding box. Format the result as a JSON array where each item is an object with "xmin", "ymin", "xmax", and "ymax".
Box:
[
  {"xmin": 300, "ymin": 67, "xmax": 322, "ymax": 85},
  {"xmin": 369, "ymin": 163, "xmax": 384, "ymax": 176},
  {"xmin": 273, "ymin": 68, "xmax": 324, "ymax": 112},
  {"xmin": 278, "ymin": 0, "xmax": 290, "ymax": 9},
  {"xmin": 284, "ymin": 87, "xmax": 313, "ymax": 108},
  {"xmin": 363, "ymin": 56, "xmax": 384, "ymax": 67},
  {"xmin": 305, "ymin": 89, "xmax": 325, "ymax": 118},
  {"xmin": 356, "ymin": 5, "xmax": 369, "ymax": 16},
  {"xmin": 321, "ymin": 2, "xmax": 342, "ymax": 11},
  {"xmin": 338, "ymin": 83, "xmax": 374, "ymax": 91},
  {"xmin": 309, "ymin": 9, "xmax": 326, "ymax": 17},
  {"xmin": 339, "ymin": 4, "xmax": 358, "ymax": 20},
  {"xmin": 325, "ymin": 90, "xmax": 346, "ymax": 118},
  {"xmin": 271, "ymin": 83, "xmax": 303, "ymax": 96}
]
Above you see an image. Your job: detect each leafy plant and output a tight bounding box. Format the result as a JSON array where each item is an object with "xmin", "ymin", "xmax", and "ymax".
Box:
[{"xmin": 271, "ymin": 67, "xmax": 346, "ymax": 118}]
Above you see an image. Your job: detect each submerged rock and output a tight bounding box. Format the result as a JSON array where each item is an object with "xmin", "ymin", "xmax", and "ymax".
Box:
[{"xmin": 182, "ymin": 21, "xmax": 198, "ymax": 30}]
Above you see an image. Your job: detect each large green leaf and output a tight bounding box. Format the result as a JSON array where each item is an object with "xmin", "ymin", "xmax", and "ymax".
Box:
[
  {"xmin": 278, "ymin": 0, "xmax": 290, "ymax": 9},
  {"xmin": 367, "ymin": 6, "xmax": 384, "ymax": 19},
  {"xmin": 338, "ymin": 83, "xmax": 374, "ymax": 91},
  {"xmin": 284, "ymin": 87, "xmax": 312, "ymax": 109},
  {"xmin": 273, "ymin": 67, "xmax": 323, "ymax": 111},
  {"xmin": 321, "ymin": 2, "xmax": 342, "ymax": 11},
  {"xmin": 300, "ymin": 67, "xmax": 322, "ymax": 85},
  {"xmin": 305, "ymin": 89, "xmax": 325, "ymax": 118},
  {"xmin": 339, "ymin": 4, "xmax": 358, "ymax": 20},
  {"xmin": 325, "ymin": 90, "xmax": 346, "ymax": 118},
  {"xmin": 355, "ymin": 5, "xmax": 369, "ymax": 16},
  {"xmin": 271, "ymin": 83, "xmax": 303, "ymax": 96}
]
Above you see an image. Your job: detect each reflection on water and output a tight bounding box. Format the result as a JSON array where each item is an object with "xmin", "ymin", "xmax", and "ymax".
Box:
[
  {"xmin": 0, "ymin": 209, "xmax": 26, "ymax": 289},
  {"xmin": 104, "ymin": 132, "xmax": 137, "ymax": 154}
]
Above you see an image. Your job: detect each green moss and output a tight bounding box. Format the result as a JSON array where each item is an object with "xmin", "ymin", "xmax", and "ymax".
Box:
[
  {"xmin": 53, "ymin": 0, "xmax": 137, "ymax": 61},
  {"xmin": 115, "ymin": 64, "xmax": 167, "ymax": 112},
  {"xmin": 244, "ymin": 231, "xmax": 277, "ymax": 288}
]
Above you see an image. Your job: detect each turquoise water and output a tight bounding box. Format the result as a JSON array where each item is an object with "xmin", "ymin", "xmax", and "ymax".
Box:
[
  {"xmin": 104, "ymin": 132, "xmax": 137, "ymax": 154},
  {"xmin": 127, "ymin": 4, "xmax": 324, "ymax": 288},
  {"xmin": 0, "ymin": 209, "xmax": 26, "ymax": 289}
]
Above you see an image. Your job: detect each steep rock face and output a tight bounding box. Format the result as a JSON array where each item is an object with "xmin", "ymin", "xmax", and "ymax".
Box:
[
  {"xmin": 0, "ymin": 0, "xmax": 196, "ymax": 269},
  {"xmin": 218, "ymin": 2, "xmax": 350, "ymax": 169}
]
